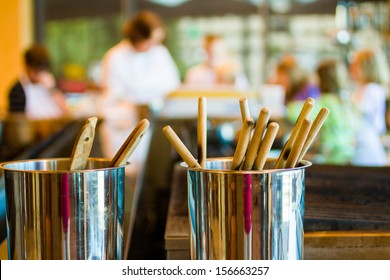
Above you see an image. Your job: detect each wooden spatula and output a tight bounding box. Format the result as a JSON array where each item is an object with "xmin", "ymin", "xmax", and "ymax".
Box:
[
  {"xmin": 69, "ymin": 117, "xmax": 98, "ymax": 171},
  {"xmin": 110, "ymin": 119, "xmax": 150, "ymax": 167}
]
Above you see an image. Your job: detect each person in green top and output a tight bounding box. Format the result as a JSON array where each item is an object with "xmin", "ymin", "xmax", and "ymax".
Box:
[{"xmin": 287, "ymin": 58, "xmax": 358, "ymax": 164}]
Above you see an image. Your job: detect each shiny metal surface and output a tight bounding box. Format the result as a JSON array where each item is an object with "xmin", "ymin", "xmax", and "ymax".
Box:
[
  {"xmin": 0, "ymin": 158, "xmax": 124, "ymax": 260},
  {"xmin": 186, "ymin": 157, "xmax": 311, "ymax": 260}
]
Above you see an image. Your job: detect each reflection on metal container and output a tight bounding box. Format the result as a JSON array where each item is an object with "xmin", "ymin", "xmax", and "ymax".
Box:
[
  {"xmin": 0, "ymin": 158, "xmax": 124, "ymax": 260},
  {"xmin": 186, "ymin": 157, "xmax": 311, "ymax": 260}
]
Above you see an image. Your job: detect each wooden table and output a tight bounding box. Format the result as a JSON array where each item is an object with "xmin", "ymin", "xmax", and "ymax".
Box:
[{"xmin": 165, "ymin": 164, "xmax": 390, "ymax": 260}]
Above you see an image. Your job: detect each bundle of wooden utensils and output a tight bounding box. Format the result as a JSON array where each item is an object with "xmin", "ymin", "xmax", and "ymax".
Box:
[
  {"xmin": 163, "ymin": 97, "xmax": 330, "ymax": 170},
  {"xmin": 69, "ymin": 117, "xmax": 150, "ymax": 170}
]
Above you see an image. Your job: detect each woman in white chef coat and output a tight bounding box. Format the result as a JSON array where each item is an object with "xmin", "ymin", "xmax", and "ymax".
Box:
[{"xmin": 99, "ymin": 10, "xmax": 180, "ymax": 168}]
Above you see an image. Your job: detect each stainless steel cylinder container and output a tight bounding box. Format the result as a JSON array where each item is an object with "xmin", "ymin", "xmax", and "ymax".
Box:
[
  {"xmin": 186, "ymin": 157, "xmax": 311, "ymax": 260},
  {"xmin": 0, "ymin": 158, "xmax": 124, "ymax": 260}
]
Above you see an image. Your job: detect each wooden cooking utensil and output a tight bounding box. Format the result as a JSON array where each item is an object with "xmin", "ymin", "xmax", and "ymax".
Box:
[
  {"xmin": 242, "ymin": 107, "xmax": 270, "ymax": 170},
  {"xmin": 297, "ymin": 107, "xmax": 330, "ymax": 163},
  {"xmin": 253, "ymin": 122, "xmax": 279, "ymax": 170},
  {"xmin": 69, "ymin": 117, "xmax": 98, "ymax": 171},
  {"xmin": 110, "ymin": 119, "xmax": 150, "ymax": 167},
  {"xmin": 198, "ymin": 97, "xmax": 207, "ymax": 168},
  {"xmin": 162, "ymin": 125, "xmax": 201, "ymax": 169},
  {"xmin": 275, "ymin": 97, "xmax": 314, "ymax": 169},
  {"xmin": 230, "ymin": 118, "xmax": 254, "ymax": 170}
]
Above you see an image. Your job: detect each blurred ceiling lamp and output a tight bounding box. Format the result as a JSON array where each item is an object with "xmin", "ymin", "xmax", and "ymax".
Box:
[
  {"xmin": 248, "ymin": 0, "xmax": 264, "ymax": 4},
  {"xmin": 336, "ymin": 29, "xmax": 350, "ymax": 44},
  {"xmin": 269, "ymin": 0, "xmax": 292, "ymax": 13},
  {"xmin": 295, "ymin": 0, "xmax": 317, "ymax": 3},
  {"xmin": 335, "ymin": 1, "xmax": 348, "ymax": 30},
  {"xmin": 234, "ymin": 0, "xmax": 265, "ymax": 6},
  {"xmin": 149, "ymin": 0, "xmax": 189, "ymax": 7},
  {"xmin": 335, "ymin": 1, "xmax": 351, "ymax": 44},
  {"xmin": 238, "ymin": 0, "xmax": 317, "ymax": 9}
]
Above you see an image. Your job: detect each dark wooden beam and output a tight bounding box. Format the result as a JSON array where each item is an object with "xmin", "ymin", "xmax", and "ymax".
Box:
[
  {"xmin": 44, "ymin": 0, "xmax": 387, "ymax": 21},
  {"xmin": 45, "ymin": 0, "xmax": 121, "ymax": 20}
]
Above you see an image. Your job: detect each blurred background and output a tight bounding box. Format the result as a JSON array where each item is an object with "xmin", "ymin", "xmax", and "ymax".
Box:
[
  {"xmin": 1, "ymin": 0, "xmax": 389, "ymax": 113},
  {"xmin": 1, "ymin": 0, "xmax": 390, "ymax": 261}
]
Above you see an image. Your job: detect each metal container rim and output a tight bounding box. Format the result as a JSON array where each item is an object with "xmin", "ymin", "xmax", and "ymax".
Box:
[
  {"xmin": 0, "ymin": 157, "xmax": 127, "ymax": 174},
  {"xmin": 182, "ymin": 157, "xmax": 312, "ymax": 174}
]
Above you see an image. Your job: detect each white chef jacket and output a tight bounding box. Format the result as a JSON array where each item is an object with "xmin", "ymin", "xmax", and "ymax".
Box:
[
  {"xmin": 99, "ymin": 40, "xmax": 180, "ymax": 165},
  {"xmin": 101, "ymin": 40, "xmax": 180, "ymax": 110}
]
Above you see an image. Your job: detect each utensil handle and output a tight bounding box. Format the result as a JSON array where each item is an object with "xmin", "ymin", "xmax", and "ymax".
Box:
[{"xmin": 163, "ymin": 125, "xmax": 201, "ymax": 169}]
